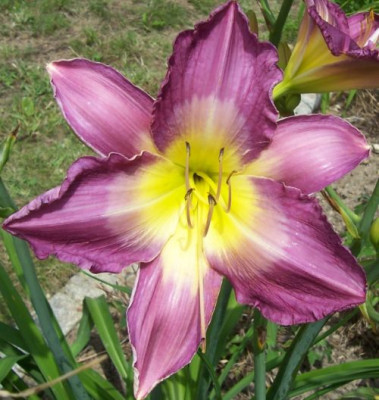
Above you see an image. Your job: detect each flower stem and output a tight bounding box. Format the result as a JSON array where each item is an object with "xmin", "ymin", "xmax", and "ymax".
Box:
[
  {"xmin": 252, "ymin": 309, "xmax": 267, "ymax": 399},
  {"xmin": 269, "ymin": 0, "xmax": 295, "ymax": 47}
]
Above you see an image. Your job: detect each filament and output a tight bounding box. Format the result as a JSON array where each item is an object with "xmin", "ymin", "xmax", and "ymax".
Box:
[
  {"xmin": 185, "ymin": 142, "xmax": 193, "ymax": 228},
  {"xmin": 185, "ymin": 188, "xmax": 194, "ymax": 228},
  {"xmin": 225, "ymin": 170, "xmax": 237, "ymax": 213},
  {"xmin": 216, "ymin": 147, "xmax": 224, "ymax": 201},
  {"xmin": 185, "ymin": 141, "xmax": 191, "ymax": 191},
  {"xmin": 203, "ymin": 194, "xmax": 216, "ymax": 237}
]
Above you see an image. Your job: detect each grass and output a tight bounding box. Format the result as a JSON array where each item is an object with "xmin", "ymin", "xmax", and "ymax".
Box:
[{"xmin": 0, "ymin": 0, "xmax": 325, "ymax": 299}]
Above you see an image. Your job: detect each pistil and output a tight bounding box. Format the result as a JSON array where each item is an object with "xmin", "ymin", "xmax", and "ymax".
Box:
[{"xmin": 185, "ymin": 142, "xmax": 193, "ymax": 228}]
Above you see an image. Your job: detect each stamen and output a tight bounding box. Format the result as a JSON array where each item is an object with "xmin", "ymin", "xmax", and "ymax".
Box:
[
  {"xmin": 203, "ymin": 194, "xmax": 216, "ymax": 237},
  {"xmin": 185, "ymin": 188, "xmax": 194, "ymax": 228},
  {"xmin": 225, "ymin": 170, "xmax": 237, "ymax": 213},
  {"xmin": 185, "ymin": 141, "xmax": 191, "ymax": 191},
  {"xmin": 216, "ymin": 147, "xmax": 224, "ymax": 201},
  {"xmin": 185, "ymin": 142, "xmax": 193, "ymax": 228}
]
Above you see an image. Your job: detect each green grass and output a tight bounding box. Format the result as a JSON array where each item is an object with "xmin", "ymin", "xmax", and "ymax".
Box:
[{"xmin": 0, "ymin": 0, "xmax": 308, "ymax": 298}]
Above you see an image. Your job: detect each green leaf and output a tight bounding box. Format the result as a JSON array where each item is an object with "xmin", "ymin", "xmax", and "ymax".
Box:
[
  {"xmin": 81, "ymin": 269, "xmax": 132, "ymax": 295},
  {"xmin": 0, "ymin": 355, "xmax": 26, "ymax": 382},
  {"xmin": 0, "ymin": 262, "xmax": 72, "ymax": 399},
  {"xmin": 1, "ymin": 369, "xmax": 40, "ymax": 400},
  {"xmin": 85, "ymin": 295, "xmax": 133, "ymax": 396},
  {"xmin": 267, "ymin": 318, "xmax": 327, "ymax": 400},
  {"xmin": 290, "ymin": 359, "xmax": 379, "ymax": 397},
  {"xmin": 0, "ymin": 322, "xmax": 26, "ymax": 350},
  {"xmin": 70, "ymin": 304, "xmax": 93, "ymax": 357},
  {"xmin": 78, "ymin": 369, "xmax": 126, "ymax": 400},
  {"xmin": 341, "ymin": 386, "xmax": 379, "ymax": 399},
  {"xmin": 0, "ymin": 127, "xmax": 17, "ymax": 175},
  {"xmin": 0, "ymin": 178, "xmax": 91, "ymax": 399}
]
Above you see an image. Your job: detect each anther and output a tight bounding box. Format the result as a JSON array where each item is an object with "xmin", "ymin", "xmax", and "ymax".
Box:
[
  {"xmin": 225, "ymin": 170, "xmax": 237, "ymax": 213},
  {"xmin": 216, "ymin": 147, "xmax": 224, "ymax": 201},
  {"xmin": 203, "ymin": 194, "xmax": 216, "ymax": 237}
]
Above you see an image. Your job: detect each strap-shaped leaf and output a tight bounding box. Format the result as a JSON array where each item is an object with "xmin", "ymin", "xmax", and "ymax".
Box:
[
  {"xmin": 290, "ymin": 359, "xmax": 379, "ymax": 397},
  {"xmin": 0, "ymin": 178, "xmax": 90, "ymax": 400},
  {"xmin": 267, "ymin": 319, "xmax": 327, "ymax": 400},
  {"xmin": 0, "ymin": 262, "xmax": 72, "ymax": 399},
  {"xmin": 85, "ymin": 295, "xmax": 134, "ymax": 397},
  {"xmin": 70, "ymin": 303, "xmax": 93, "ymax": 357},
  {"xmin": 0, "ymin": 355, "xmax": 26, "ymax": 382}
]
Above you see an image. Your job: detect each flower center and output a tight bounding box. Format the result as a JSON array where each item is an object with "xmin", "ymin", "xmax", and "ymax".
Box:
[
  {"xmin": 184, "ymin": 142, "xmax": 236, "ymax": 236},
  {"xmin": 356, "ymin": 10, "xmax": 378, "ymax": 48}
]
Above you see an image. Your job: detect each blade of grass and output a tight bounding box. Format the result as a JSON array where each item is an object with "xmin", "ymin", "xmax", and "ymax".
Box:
[
  {"xmin": 0, "ymin": 178, "xmax": 90, "ymax": 399},
  {"xmin": 267, "ymin": 318, "xmax": 327, "ymax": 400},
  {"xmin": 290, "ymin": 359, "xmax": 379, "ymax": 397},
  {"xmin": 78, "ymin": 368, "xmax": 126, "ymax": 400},
  {"xmin": 0, "ymin": 322, "xmax": 26, "ymax": 350},
  {"xmin": 70, "ymin": 303, "xmax": 93, "ymax": 357},
  {"xmin": 0, "ymin": 355, "xmax": 27, "ymax": 382},
  {"xmin": 81, "ymin": 269, "xmax": 132, "ymax": 295},
  {"xmin": 1, "ymin": 369, "xmax": 40, "ymax": 400},
  {"xmin": 85, "ymin": 295, "xmax": 133, "ymax": 396},
  {"xmin": 0, "ymin": 262, "xmax": 72, "ymax": 399},
  {"xmin": 351, "ymin": 179, "xmax": 379, "ymax": 255},
  {"xmin": 197, "ymin": 351, "xmax": 222, "ymax": 400},
  {"xmin": 217, "ymin": 325, "xmax": 255, "ymax": 387}
]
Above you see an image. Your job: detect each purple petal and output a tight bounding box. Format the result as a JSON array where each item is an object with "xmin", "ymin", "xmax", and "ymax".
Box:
[
  {"xmin": 247, "ymin": 114, "xmax": 370, "ymax": 194},
  {"xmin": 307, "ymin": 0, "xmax": 378, "ymax": 58},
  {"xmin": 128, "ymin": 223, "xmax": 222, "ymax": 399},
  {"xmin": 348, "ymin": 12, "xmax": 379, "ymax": 51},
  {"xmin": 48, "ymin": 59, "xmax": 154, "ymax": 157},
  {"xmin": 205, "ymin": 176, "xmax": 366, "ymax": 325},
  {"xmin": 3, "ymin": 152, "xmax": 184, "ymax": 273},
  {"xmin": 306, "ymin": 0, "xmax": 356, "ymax": 55},
  {"xmin": 278, "ymin": 1, "xmax": 378, "ymax": 94},
  {"xmin": 152, "ymin": 1, "xmax": 281, "ymax": 168}
]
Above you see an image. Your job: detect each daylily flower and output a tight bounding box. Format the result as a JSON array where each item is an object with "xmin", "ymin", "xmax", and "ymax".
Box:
[
  {"xmin": 274, "ymin": 0, "xmax": 379, "ymax": 97},
  {"xmin": 3, "ymin": 2, "xmax": 369, "ymax": 399}
]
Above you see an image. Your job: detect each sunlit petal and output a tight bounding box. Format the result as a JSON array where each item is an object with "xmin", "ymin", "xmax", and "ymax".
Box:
[
  {"xmin": 48, "ymin": 59, "xmax": 155, "ymax": 157},
  {"xmin": 247, "ymin": 114, "xmax": 370, "ymax": 194},
  {"xmin": 128, "ymin": 218, "xmax": 222, "ymax": 399},
  {"xmin": 4, "ymin": 153, "xmax": 183, "ymax": 273},
  {"xmin": 152, "ymin": 1, "xmax": 281, "ymax": 169},
  {"xmin": 205, "ymin": 176, "xmax": 366, "ymax": 325}
]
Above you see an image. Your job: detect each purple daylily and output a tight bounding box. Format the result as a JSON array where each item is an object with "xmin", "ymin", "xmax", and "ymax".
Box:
[
  {"xmin": 4, "ymin": 2, "xmax": 369, "ymax": 398},
  {"xmin": 274, "ymin": 0, "xmax": 379, "ymax": 97}
]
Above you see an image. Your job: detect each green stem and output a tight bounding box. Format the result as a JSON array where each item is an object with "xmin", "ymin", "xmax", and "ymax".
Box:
[
  {"xmin": 324, "ymin": 186, "xmax": 359, "ymax": 224},
  {"xmin": 258, "ymin": 0, "xmax": 276, "ymax": 26},
  {"xmin": 269, "ymin": 0, "xmax": 295, "ymax": 47},
  {"xmin": 252, "ymin": 309, "xmax": 267, "ymax": 400}
]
